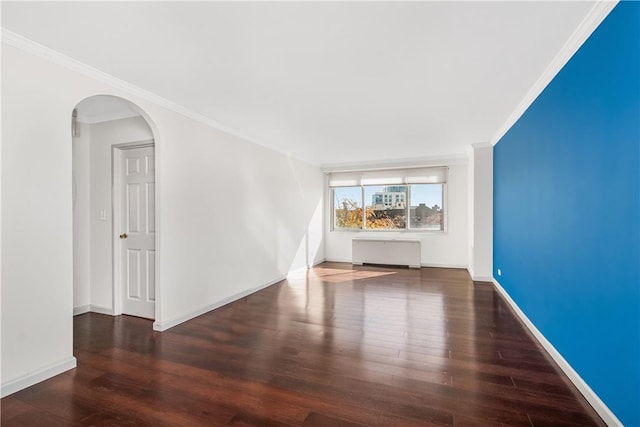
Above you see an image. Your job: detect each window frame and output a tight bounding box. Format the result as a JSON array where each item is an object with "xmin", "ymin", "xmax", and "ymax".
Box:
[{"xmin": 331, "ymin": 182, "xmax": 447, "ymax": 233}]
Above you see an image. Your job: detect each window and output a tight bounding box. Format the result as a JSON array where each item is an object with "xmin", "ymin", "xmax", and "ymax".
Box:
[
  {"xmin": 330, "ymin": 167, "xmax": 446, "ymax": 232},
  {"xmin": 409, "ymin": 184, "xmax": 444, "ymax": 231},
  {"xmin": 333, "ymin": 186, "xmax": 363, "ymax": 229},
  {"xmin": 365, "ymin": 186, "xmax": 406, "ymax": 229}
]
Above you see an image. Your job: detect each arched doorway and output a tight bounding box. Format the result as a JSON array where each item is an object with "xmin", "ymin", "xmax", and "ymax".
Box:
[{"xmin": 72, "ymin": 95, "xmax": 159, "ymax": 321}]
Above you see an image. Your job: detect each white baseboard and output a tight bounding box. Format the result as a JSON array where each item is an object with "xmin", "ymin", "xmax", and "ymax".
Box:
[
  {"xmin": 153, "ymin": 275, "xmax": 286, "ymax": 331},
  {"xmin": 325, "ymin": 258, "xmax": 467, "ymax": 270},
  {"xmin": 311, "ymin": 258, "xmax": 326, "ymax": 267},
  {"xmin": 324, "ymin": 257, "xmax": 352, "ymax": 264},
  {"xmin": 89, "ymin": 304, "xmax": 115, "ymax": 315},
  {"xmin": 73, "ymin": 304, "xmax": 90, "ymax": 316},
  {"xmin": 288, "ymin": 259, "xmax": 328, "ymax": 276},
  {"xmin": 468, "ymin": 269, "xmax": 493, "ymax": 282},
  {"xmin": 74, "ymin": 304, "xmax": 113, "ymax": 316},
  {"xmin": 421, "ymin": 263, "xmax": 467, "ymax": 269},
  {"xmin": 0, "ymin": 356, "xmax": 77, "ymax": 398},
  {"xmin": 288, "ymin": 259, "xmax": 326, "ymax": 274},
  {"xmin": 492, "ymin": 278, "xmax": 622, "ymax": 427}
]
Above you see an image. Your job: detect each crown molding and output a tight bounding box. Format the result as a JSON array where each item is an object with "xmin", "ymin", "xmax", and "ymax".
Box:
[
  {"xmin": 490, "ymin": 1, "xmax": 618, "ymax": 146},
  {"xmin": 1, "ymin": 28, "xmax": 268, "ymax": 149},
  {"xmin": 470, "ymin": 142, "xmax": 492, "ymax": 149}
]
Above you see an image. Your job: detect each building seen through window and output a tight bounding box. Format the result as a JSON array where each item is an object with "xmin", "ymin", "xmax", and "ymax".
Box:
[{"xmin": 332, "ymin": 183, "xmax": 444, "ymax": 231}]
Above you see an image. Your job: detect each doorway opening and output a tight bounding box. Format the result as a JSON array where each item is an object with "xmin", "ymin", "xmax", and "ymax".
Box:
[{"xmin": 72, "ymin": 95, "xmax": 158, "ymax": 321}]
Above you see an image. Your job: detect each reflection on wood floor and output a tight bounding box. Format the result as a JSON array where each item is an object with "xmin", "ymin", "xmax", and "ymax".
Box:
[{"xmin": 1, "ymin": 262, "xmax": 605, "ymax": 426}]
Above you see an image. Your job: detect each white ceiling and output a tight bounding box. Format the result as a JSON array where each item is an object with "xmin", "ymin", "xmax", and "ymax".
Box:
[{"xmin": 2, "ymin": 1, "xmax": 599, "ymax": 166}]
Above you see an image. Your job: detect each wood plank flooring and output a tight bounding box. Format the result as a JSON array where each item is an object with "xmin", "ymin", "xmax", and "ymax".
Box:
[{"xmin": 1, "ymin": 262, "xmax": 605, "ymax": 426}]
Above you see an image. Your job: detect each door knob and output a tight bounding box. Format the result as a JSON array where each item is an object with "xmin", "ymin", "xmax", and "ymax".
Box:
[{"xmin": 119, "ymin": 233, "xmax": 128, "ymax": 239}]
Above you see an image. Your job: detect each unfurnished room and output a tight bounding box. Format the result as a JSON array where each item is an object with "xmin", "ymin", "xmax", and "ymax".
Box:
[{"xmin": 1, "ymin": 1, "xmax": 638, "ymax": 426}]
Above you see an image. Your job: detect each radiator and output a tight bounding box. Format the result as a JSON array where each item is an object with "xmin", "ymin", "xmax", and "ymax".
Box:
[{"xmin": 352, "ymin": 238, "xmax": 421, "ymax": 269}]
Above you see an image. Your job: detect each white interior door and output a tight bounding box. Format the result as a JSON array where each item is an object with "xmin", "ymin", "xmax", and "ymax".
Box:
[{"xmin": 118, "ymin": 145, "xmax": 155, "ymax": 319}]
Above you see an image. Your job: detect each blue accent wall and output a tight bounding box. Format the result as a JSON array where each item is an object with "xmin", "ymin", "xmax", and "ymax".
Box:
[{"xmin": 493, "ymin": 2, "xmax": 640, "ymax": 425}]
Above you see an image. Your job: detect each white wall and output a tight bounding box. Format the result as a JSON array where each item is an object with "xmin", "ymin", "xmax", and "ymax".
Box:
[
  {"xmin": 88, "ymin": 116, "xmax": 154, "ymax": 312},
  {"xmin": 1, "ymin": 41, "xmax": 323, "ymax": 395},
  {"xmin": 468, "ymin": 149, "xmax": 475, "ymax": 273},
  {"xmin": 2, "ymin": 45, "xmax": 77, "ymax": 394},
  {"xmin": 72, "ymin": 122, "xmax": 91, "ymax": 313},
  {"xmin": 324, "ymin": 162, "xmax": 468, "ymax": 268},
  {"xmin": 467, "ymin": 144, "xmax": 493, "ymax": 281},
  {"xmin": 158, "ymin": 128, "xmax": 324, "ymax": 327}
]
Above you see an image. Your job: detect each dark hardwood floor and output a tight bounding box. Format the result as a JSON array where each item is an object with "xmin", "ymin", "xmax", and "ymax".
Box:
[{"xmin": 1, "ymin": 262, "xmax": 605, "ymax": 426}]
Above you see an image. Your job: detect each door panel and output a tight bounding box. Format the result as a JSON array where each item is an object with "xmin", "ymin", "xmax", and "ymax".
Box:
[
  {"xmin": 127, "ymin": 183, "xmax": 140, "ymax": 232},
  {"xmin": 146, "ymin": 182, "xmax": 155, "ymax": 233},
  {"xmin": 147, "ymin": 250, "xmax": 156, "ymax": 301},
  {"xmin": 127, "ymin": 249, "xmax": 141, "ymax": 299},
  {"xmin": 120, "ymin": 145, "xmax": 155, "ymax": 319}
]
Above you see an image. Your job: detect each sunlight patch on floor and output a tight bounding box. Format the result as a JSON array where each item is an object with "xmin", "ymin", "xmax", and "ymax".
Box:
[{"xmin": 308, "ymin": 267, "xmax": 396, "ymax": 283}]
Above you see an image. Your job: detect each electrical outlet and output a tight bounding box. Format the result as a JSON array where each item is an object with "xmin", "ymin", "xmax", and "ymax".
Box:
[{"xmin": 497, "ymin": 268, "xmax": 502, "ymax": 277}]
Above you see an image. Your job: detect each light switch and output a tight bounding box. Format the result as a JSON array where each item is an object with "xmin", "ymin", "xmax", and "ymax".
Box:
[{"xmin": 99, "ymin": 209, "xmax": 107, "ymax": 221}]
